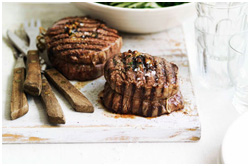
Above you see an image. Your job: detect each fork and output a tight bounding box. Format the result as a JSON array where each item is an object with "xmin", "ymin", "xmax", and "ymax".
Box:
[{"xmin": 23, "ymin": 19, "xmax": 42, "ymax": 96}]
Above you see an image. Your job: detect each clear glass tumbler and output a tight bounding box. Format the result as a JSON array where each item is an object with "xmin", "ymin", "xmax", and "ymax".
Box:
[
  {"xmin": 195, "ymin": 2, "xmax": 248, "ymax": 88},
  {"xmin": 228, "ymin": 32, "xmax": 248, "ymax": 113},
  {"xmin": 195, "ymin": 25, "xmax": 233, "ymax": 88}
]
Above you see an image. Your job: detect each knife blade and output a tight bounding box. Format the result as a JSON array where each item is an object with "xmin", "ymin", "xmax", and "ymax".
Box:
[{"xmin": 7, "ymin": 30, "xmax": 29, "ymax": 55}]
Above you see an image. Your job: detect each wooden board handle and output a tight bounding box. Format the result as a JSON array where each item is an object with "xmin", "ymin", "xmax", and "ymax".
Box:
[
  {"xmin": 11, "ymin": 68, "xmax": 29, "ymax": 120},
  {"xmin": 45, "ymin": 69, "xmax": 94, "ymax": 113},
  {"xmin": 23, "ymin": 50, "xmax": 42, "ymax": 96},
  {"xmin": 40, "ymin": 77, "xmax": 65, "ymax": 124}
]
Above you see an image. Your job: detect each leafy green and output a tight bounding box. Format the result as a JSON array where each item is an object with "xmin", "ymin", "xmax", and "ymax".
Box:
[{"xmin": 97, "ymin": 2, "xmax": 187, "ymax": 9}]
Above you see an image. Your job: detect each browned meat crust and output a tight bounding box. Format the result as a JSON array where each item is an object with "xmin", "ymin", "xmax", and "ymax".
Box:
[
  {"xmin": 101, "ymin": 50, "xmax": 184, "ymax": 117},
  {"xmin": 101, "ymin": 83, "xmax": 184, "ymax": 117},
  {"xmin": 49, "ymin": 55, "xmax": 104, "ymax": 81},
  {"xmin": 104, "ymin": 50, "xmax": 179, "ymax": 99},
  {"xmin": 45, "ymin": 16, "xmax": 122, "ymax": 80}
]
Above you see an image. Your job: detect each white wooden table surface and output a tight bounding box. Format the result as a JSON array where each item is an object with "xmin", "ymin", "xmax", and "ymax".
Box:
[{"xmin": 2, "ymin": 3, "xmax": 240, "ymax": 164}]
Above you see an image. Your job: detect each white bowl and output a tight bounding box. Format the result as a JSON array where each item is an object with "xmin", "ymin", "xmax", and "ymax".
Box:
[
  {"xmin": 220, "ymin": 112, "xmax": 249, "ymax": 164},
  {"xmin": 72, "ymin": 2, "xmax": 196, "ymax": 34}
]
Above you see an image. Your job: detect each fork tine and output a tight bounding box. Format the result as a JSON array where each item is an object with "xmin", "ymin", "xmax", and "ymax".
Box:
[
  {"xmin": 36, "ymin": 19, "xmax": 41, "ymax": 28},
  {"xmin": 30, "ymin": 19, "xmax": 35, "ymax": 27},
  {"xmin": 24, "ymin": 20, "xmax": 29, "ymax": 28}
]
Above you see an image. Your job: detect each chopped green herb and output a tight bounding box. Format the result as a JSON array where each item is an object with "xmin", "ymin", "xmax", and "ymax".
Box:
[
  {"xmin": 128, "ymin": 62, "xmax": 133, "ymax": 65},
  {"xmin": 97, "ymin": 2, "xmax": 187, "ymax": 9},
  {"xmin": 61, "ymin": 80, "xmax": 66, "ymax": 84},
  {"xmin": 113, "ymin": 59, "xmax": 117, "ymax": 65}
]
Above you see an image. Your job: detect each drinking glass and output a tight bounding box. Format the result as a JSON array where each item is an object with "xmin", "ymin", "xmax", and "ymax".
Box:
[
  {"xmin": 195, "ymin": 2, "xmax": 248, "ymax": 88},
  {"xmin": 228, "ymin": 32, "xmax": 248, "ymax": 113}
]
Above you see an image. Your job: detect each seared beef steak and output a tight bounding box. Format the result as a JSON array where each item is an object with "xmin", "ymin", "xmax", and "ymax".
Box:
[
  {"xmin": 49, "ymin": 55, "xmax": 104, "ymax": 80},
  {"xmin": 101, "ymin": 50, "xmax": 184, "ymax": 117},
  {"xmin": 101, "ymin": 83, "xmax": 184, "ymax": 117},
  {"xmin": 104, "ymin": 50, "xmax": 179, "ymax": 99},
  {"xmin": 45, "ymin": 16, "xmax": 122, "ymax": 80}
]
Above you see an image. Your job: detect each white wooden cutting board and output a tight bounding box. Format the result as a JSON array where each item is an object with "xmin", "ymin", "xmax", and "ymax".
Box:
[{"xmin": 2, "ymin": 27, "xmax": 201, "ymax": 143}]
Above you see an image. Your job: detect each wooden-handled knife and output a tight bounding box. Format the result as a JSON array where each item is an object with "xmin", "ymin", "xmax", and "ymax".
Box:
[
  {"xmin": 39, "ymin": 59, "xmax": 66, "ymax": 124},
  {"xmin": 8, "ymin": 21, "xmax": 94, "ymax": 122},
  {"xmin": 40, "ymin": 74, "xmax": 66, "ymax": 124},
  {"xmin": 10, "ymin": 51, "xmax": 29, "ymax": 120},
  {"xmin": 7, "ymin": 30, "xmax": 66, "ymax": 124},
  {"xmin": 45, "ymin": 69, "xmax": 94, "ymax": 113}
]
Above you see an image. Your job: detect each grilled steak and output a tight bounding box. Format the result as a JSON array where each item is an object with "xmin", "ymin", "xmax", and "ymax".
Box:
[
  {"xmin": 45, "ymin": 16, "xmax": 122, "ymax": 80},
  {"xmin": 101, "ymin": 50, "xmax": 184, "ymax": 117},
  {"xmin": 49, "ymin": 55, "xmax": 104, "ymax": 80},
  {"xmin": 104, "ymin": 50, "xmax": 179, "ymax": 99},
  {"xmin": 101, "ymin": 83, "xmax": 184, "ymax": 117}
]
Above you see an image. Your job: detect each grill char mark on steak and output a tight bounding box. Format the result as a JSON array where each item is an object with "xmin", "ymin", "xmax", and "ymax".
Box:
[
  {"xmin": 101, "ymin": 83, "xmax": 184, "ymax": 117},
  {"xmin": 45, "ymin": 21, "xmax": 122, "ymax": 65},
  {"xmin": 104, "ymin": 50, "xmax": 179, "ymax": 99},
  {"xmin": 52, "ymin": 16, "xmax": 100, "ymax": 26},
  {"xmin": 49, "ymin": 37, "xmax": 122, "ymax": 65},
  {"xmin": 47, "ymin": 20, "xmax": 119, "ymax": 37},
  {"xmin": 45, "ymin": 16, "xmax": 122, "ymax": 80},
  {"xmin": 49, "ymin": 22, "xmax": 102, "ymax": 31},
  {"xmin": 49, "ymin": 33, "xmax": 118, "ymax": 46},
  {"xmin": 50, "ymin": 16, "xmax": 118, "ymax": 33},
  {"xmin": 102, "ymin": 50, "xmax": 184, "ymax": 117},
  {"xmin": 49, "ymin": 38, "xmax": 110, "ymax": 49},
  {"xmin": 47, "ymin": 28, "xmax": 119, "ymax": 38}
]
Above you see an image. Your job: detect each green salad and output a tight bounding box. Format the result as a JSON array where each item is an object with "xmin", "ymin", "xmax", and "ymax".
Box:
[{"xmin": 97, "ymin": 2, "xmax": 187, "ymax": 9}]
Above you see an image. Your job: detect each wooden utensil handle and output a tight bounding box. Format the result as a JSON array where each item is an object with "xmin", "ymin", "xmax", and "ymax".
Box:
[
  {"xmin": 45, "ymin": 69, "xmax": 94, "ymax": 113},
  {"xmin": 11, "ymin": 67, "xmax": 29, "ymax": 120},
  {"xmin": 23, "ymin": 50, "xmax": 42, "ymax": 96},
  {"xmin": 40, "ymin": 77, "xmax": 65, "ymax": 124}
]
